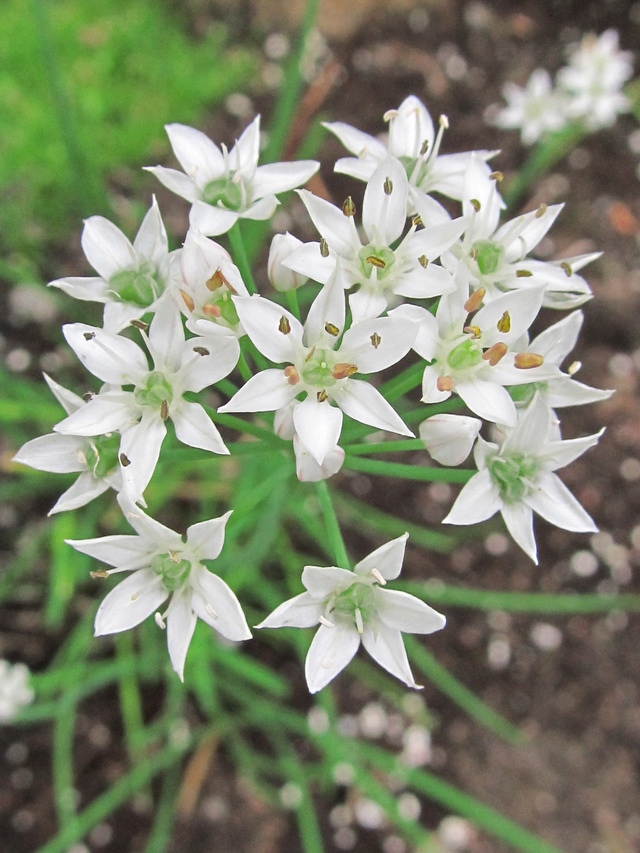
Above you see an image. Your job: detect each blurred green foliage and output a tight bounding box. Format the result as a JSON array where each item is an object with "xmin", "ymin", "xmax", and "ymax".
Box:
[{"xmin": 0, "ymin": 0, "xmax": 257, "ymax": 257}]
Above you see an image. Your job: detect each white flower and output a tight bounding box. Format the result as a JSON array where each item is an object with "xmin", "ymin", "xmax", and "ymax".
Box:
[
  {"xmin": 419, "ymin": 413, "xmax": 481, "ymax": 466},
  {"xmin": 54, "ymin": 300, "xmax": 236, "ymax": 501},
  {"xmin": 12, "ymin": 374, "xmax": 124, "ymax": 514},
  {"xmin": 219, "ymin": 270, "xmax": 417, "ymax": 471},
  {"xmin": 494, "ymin": 69, "xmax": 568, "ymax": 145},
  {"xmin": 146, "ymin": 117, "xmax": 319, "ymax": 236},
  {"xmin": 443, "ymin": 394, "xmax": 603, "ymax": 563},
  {"xmin": 49, "ymin": 197, "xmax": 179, "ymax": 332},
  {"xmin": 285, "ymin": 157, "xmax": 464, "ymax": 323},
  {"xmin": 557, "ymin": 29, "xmax": 632, "ymax": 130},
  {"xmin": 257, "ymin": 534, "xmax": 446, "ymax": 692},
  {"xmin": 68, "ymin": 495, "xmax": 250, "ymax": 680},
  {"xmin": 0, "ymin": 660, "xmax": 35, "ymax": 722},
  {"xmin": 324, "ymin": 95, "xmax": 497, "ymax": 212},
  {"xmin": 268, "ymin": 232, "xmax": 309, "ymax": 292}
]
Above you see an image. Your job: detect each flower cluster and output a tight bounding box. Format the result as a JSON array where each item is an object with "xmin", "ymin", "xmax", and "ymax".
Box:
[
  {"xmin": 14, "ymin": 94, "xmax": 609, "ymax": 688},
  {"xmin": 493, "ymin": 29, "xmax": 633, "ymax": 144}
]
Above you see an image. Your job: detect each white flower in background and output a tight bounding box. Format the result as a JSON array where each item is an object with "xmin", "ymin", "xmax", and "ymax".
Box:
[
  {"xmin": 268, "ymin": 232, "xmax": 309, "ymax": 292},
  {"xmin": 68, "ymin": 495, "xmax": 250, "ymax": 680},
  {"xmin": 557, "ymin": 29, "xmax": 633, "ymax": 129},
  {"xmin": 146, "ymin": 117, "xmax": 319, "ymax": 236},
  {"xmin": 54, "ymin": 300, "xmax": 236, "ymax": 501},
  {"xmin": 0, "ymin": 660, "xmax": 35, "ymax": 722},
  {"xmin": 49, "ymin": 197, "xmax": 179, "ymax": 332},
  {"xmin": 419, "ymin": 413, "xmax": 482, "ymax": 466},
  {"xmin": 219, "ymin": 270, "xmax": 417, "ymax": 472},
  {"xmin": 257, "ymin": 534, "xmax": 446, "ymax": 692},
  {"xmin": 12, "ymin": 374, "xmax": 124, "ymax": 514},
  {"xmin": 443, "ymin": 393, "xmax": 602, "ymax": 562},
  {"xmin": 494, "ymin": 69, "xmax": 568, "ymax": 144},
  {"xmin": 273, "ymin": 402, "xmax": 345, "ymax": 481},
  {"xmin": 324, "ymin": 95, "xmax": 497, "ymax": 215},
  {"xmin": 286, "ymin": 157, "xmax": 464, "ymax": 323},
  {"xmin": 508, "ymin": 310, "xmax": 614, "ymax": 410},
  {"xmin": 178, "ymin": 230, "xmax": 249, "ymax": 348}
]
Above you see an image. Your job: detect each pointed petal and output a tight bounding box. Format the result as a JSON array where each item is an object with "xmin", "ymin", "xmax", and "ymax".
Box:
[
  {"xmin": 232, "ymin": 115, "xmax": 260, "ymax": 171},
  {"xmin": 81, "ymin": 217, "xmax": 136, "ymax": 281},
  {"xmin": 66, "ymin": 533, "xmax": 151, "ymax": 568},
  {"xmin": 43, "ymin": 374, "xmax": 83, "ymax": 415},
  {"xmin": 322, "ymin": 122, "xmax": 386, "ymax": 160},
  {"xmin": 525, "ymin": 472, "xmax": 597, "ymax": 533},
  {"xmin": 219, "ymin": 370, "xmax": 298, "ymax": 413},
  {"xmin": 362, "ymin": 157, "xmax": 408, "ymax": 246},
  {"xmin": 173, "ymin": 401, "xmax": 228, "ymax": 454},
  {"xmin": 54, "ymin": 396, "xmax": 135, "ymax": 437},
  {"xmin": 233, "ymin": 295, "xmax": 302, "ymax": 362},
  {"xmin": 341, "ymin": 316, "xmax": 417, "ymax": 373},
  {"xmin": 305, "ymin": 623, "xmax": 360, "ymax": 693},
  {"xmin": 252, "ymin": 160, "xmax": 319, "ymax": 198},
  {"xmin": 389, "ymin": 96, "xmax": 435, "ymax": 159},
  {"xmin": 94, "ymin": 569, "xmax": 168, "ymax": 635},
  {"xmin": 331, "ymin": 379, "xmax": 413, "ymax": 436},
  {"xmin": 119, "ymin": 415, "xmax": 167, "ymax": 500},
  {"xmin": 191, "ymin": 570, "xmax": 251, "ymax": 641},
  {"xmin": 348, "ymin": 287, "xmax": 389, "ymax": 324},
  {"xmin": 304, "ymin": 267, "xmax": 346, "ymax": 344},
  {"xmin": 166, "ymin": 590, "xmax": 197, "ymax": 681},
  {"xmin": 294, "ymin": 437, "xmax": 345, "ymax": 482},
  {"xmin": 443, "ymin": 470, "xmax": 502, "ymax": 525},
  {"xmin": 48, "ymin": 276, "xmax": 110, "ymax": 303},
  {"xmin": 186, "ymin": 510, "xmax": 232, "ymax": 560},
  {"xmin": 117, "ymin": 493, "xmax": 182, "ymax": 549},
  {"xmin": 133, "ymin": 196, "xmax": 169, "ymax": 263},
  {"xmin": 456, "ymin": 378, "xmax": 517, "ymax": 426},
  {"xmin": 148, "ymin": 299, "xmax": 185, "ymax": 373},
  {"xmin": 144, "ymin": 166, "xmax": 198, "ymax": 202},
  {"xmin": 256, "ymin": 592, "xmax": 324, "ymax": 629},
  {"xmin": 377, "ymin": 589, "xmax": 446, "ymax": 634},
  {"xmin": 48, "ymin": 473, "xmax": 111, "ymax": 515},
  {"xmin": 189, "ymin": 201, "xmax": 239, "ymax": 236},
  {"xmin": 180, "ymin": 333, "xmax": 240, "ymax": 391},
  {"xmin": 13, "ymin": 433, "xmax": 86, "ymax": 473},
  {"xmin": 63, "ymin": 323, "xmax": 148, "ymax": 385},
  {"xmin": 361, "ymin": 622, "xmax": 419, "ymax": 688},
  {"xmin": 501, "ymin": 502, "xmax": 538, "ymax": 563},
  {"xmin": 241, "ymin": 194, "xmax": 279, "ymax": 222},
  {"xmin": 284, "ymin": 241, "xmax": 336, "ymax": 284},
  {"xmin": 297, "ymin": 190, "xmax": 357, "ymax": 257},
  {"xmin": 165, "ymin": 123, "xmax": 224, "ymax": 184},
  {"xmin": 302, "ymin": 566, "xmax": 355, "ymax": 598},
  {"xmin": 293, "ymin": 398, "xmax": 343, "ymax": 465},
  {"xmin": 355, "ymin": 533, "xmax": 408, "ymax": 581}
]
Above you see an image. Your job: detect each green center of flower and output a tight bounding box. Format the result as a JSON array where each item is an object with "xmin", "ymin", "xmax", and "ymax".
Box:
[
  {"xmin": 109, "ymin": 262, "xmax": 163, "ymax": 307},
  {"xmin": 509, "ymin": 383, "xmax": 544, "ymax": 406},
  {"xmin": 472, "ymin": 241, "xmax": 503, "ymax": 276},
  {"xmin": 490, "ymin": 452, "xmax": 539, "ymax": 503},
  {"xmin": 332, "ymin": 581, "xmax": 376, "ymax": 627},
  {"xmin": 358, "ymin": 245, "xmax": 396, "ymax": 280},
  {"xmin": 150, "ymin": 551, "xmax": 191, "ymax": 592},
  {"xmin": 301, "ymin": 349, "xmax": 337, "ymax": 388},
  {"xmin": 447, "ymin": 338, "xmax": 483, "ymax": 371},
  {"xmin": 84, "ymin": 433, "xmax": 121, "ymax": 479},
  {"xmin": 216, "ymin": 290, "xmax": 239, "ymax": 326},
  {"xmin": 134, "ymin": 372, "xmax": 174, "ymax": 409},
  {"xmin": 202, "ymin": 176, "xmax": 244, "ymax": 210}
]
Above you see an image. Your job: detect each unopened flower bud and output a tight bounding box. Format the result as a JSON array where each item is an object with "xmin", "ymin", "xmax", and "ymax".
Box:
[
  {"xmin": 420, "ymin": 414, "xmax": 481, "ymax": 466},
  {"xmin": 268, "ymin": 233, "xmax": 308, "ymax": 292}
]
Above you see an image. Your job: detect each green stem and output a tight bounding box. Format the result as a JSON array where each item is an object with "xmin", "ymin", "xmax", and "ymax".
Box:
[
  {"xmin": 238, "ymin": 351, "xmax": 253, "ymax": 382},
  {"xmin": 286, "ymin": 289, "xmax": 301, "ymax": 321},
  {"xmin": 228, "ymin": 222, "xmax": 258, "ymax": 294},
  {"xmin": 342, "ymin": 455, "xmax": 474, "ymax": 483},
  {"xmin": 343, "ymin": 438, "xmax": 425, "ymax": 455},
  {"xmin": 315, "ymin": 481, "xmax": 349, "ymax": 568}
]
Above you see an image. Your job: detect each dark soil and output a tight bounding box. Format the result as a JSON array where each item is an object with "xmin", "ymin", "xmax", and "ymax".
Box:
[{"xmin": 2, "ymin": 1, "xmax": 640, "ymax": 851}]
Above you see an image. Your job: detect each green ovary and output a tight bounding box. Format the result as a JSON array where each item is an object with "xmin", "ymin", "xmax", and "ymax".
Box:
[
  {"xmin": 134, "ymin": 372, "xmax": 174, "ymax": 409},
  {"xmin": 301, "ymin": 349, "xmax": 337, "ymax": 387},
  {"xmin": 472, "ymin": 241, "xmax": 503, "ymax": 276},
  {"xmin": 447, "ymin": 338, "xmax": 483, "ymax": 371},
  {"xmin": 490, "ymin": 452, "xmax": 539, "ymax": 503},
  {"xmin": 218, "ymin": 291, "xmax": 239, "ymax": 326},
  {"xmin": 358, "ymin": 245, "xmax": 396, "ymax": 280},
  {"xmin": 109, "ymin": 262, "xmax": 162, "ymax": 306},
  {"xmin": 85, "ymin": 433, "xmax": 121, "ymax": 479},
  {"xmin": 333, "ymin": 582, "xmax": 376, "ymax": 625},
  {"xmin": 150, "ymin": 552, "xmax": 191, "ymax": 592},
  {"xmin": 202, "ymin": 177, "xmax": 243, "ymax": 210}
]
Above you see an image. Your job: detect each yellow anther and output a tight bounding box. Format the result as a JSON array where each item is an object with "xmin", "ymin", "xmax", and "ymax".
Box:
[
  {"xmin": 130, "ymin": 319, "xmax": 149, "ymax": 331},
  {"xmin": 437, "ymin": 375, "xmax": 454, "ymax": 392},
  {"xmin": 325, "ymin": 322, "xmax": 340, "ymax": 337},
  {"xmin": 305, "ymin": 346, "xmax": 316, "ymax": 362},
  {"xmin": 370, "ymin": 332, "xmax": 381, "ymax": 349},
  {"xmin": 412, "ymin": 214, "xmax": 423, "ymax": 227},
  {"xmin": 420, "ymin": 139, "xmax": 430, "ymax": 155},
  {"xmin": 490, "ymin": 171, "xmax": 504, "ymax": 182},
  {"xmin": 179, "ymin": 289, "xmax": 195, "ymax": 312},
  {"xmin": 482, "ymin": 342, "xmax": 508, "ymax": 365},
  {"xmin": 331, "ymin": 363, "xmax": 358, "ymax": 379},
  {"xmin": 366, "ymin": 255, "xmax": 386, "ymax": 269},
  {"xmin": 514, "ymin": 352, "xmax": 544, "ymax": 369},
  {"xmin": 418, "ymin": 254, "xmax": 429, "ymax": 268},
  {"xmin": 568, "ymin": 360, "xmax": 581, "ymax": 376},
  {"xmin": 470, "ymin": 198, "xmax": 481, "ymax": 213},
  {"xmin": 464, "ymin": 325, "xmax": 481, "ymax": 339},
  {"xmin": 497, "ymin": 310, "xmax": 511, "ymax": 333},
  {"xmin": 90, "ymin": 570, "xmax": 110, "ymax": 579},
  {"xmin": 284, "ymin": 366, "xmax": 300, "ymax": 385},
  {"xmin": 342, "ymin": 196, "xmax": 356, "ymax": 217},
  {"xmin": 119, "ymin": 452, "xmax": 131, "ymax": 467},
  {"xmin": 160, "ymin": 400, "xmax": 169, "ymax": 421},
  {"xmin": 320, "ymin": 238, "xmax": 329, "ymax": 257},
  {"xmin": 535, "ymin": 203, "xmax": 548, "ymax": 219},
  {"xmin": 383, "ymin": 177, "xmax": 393, "ymax": 195},
  {"xmin": 464, "ymin": 287, "xmax": 486, "ymax": 313},
  {"xmin": 316, "ymin": 389, "xmax": 328, "ymax": 402},
  {"xmin": 560, "ymin": 261, "xmax": 573, "ymax": 277},
  {"xmin": 278, "ymin": 315, "xmax": 291, "ymax": 335},
  {"xmin": 206, "ymin": 269, "xmax": 225, "ymax": 291},
  {"xmin": 516, "ymin": 269, "xmax": 533, "ymax": 277}
]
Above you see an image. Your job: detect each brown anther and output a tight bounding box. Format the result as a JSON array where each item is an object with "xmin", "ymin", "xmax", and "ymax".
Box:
[
  {"xmin": 83, "ymin": 332, "xmax": 96, "ymax": 341},
  {"xmin": 464, "ymin": 287, "xmax": 486, "ymax": 313},
  {"xmin": 206, "ymin": 269, "xmax": 225, "ymax": 291},
  {"xmin": 366, "ymin": 255, "xmax": 386, "ymax": 269},
  {"xmin": 119, "ymin": 452, "xmax": 131, "ymax": 467},
  {"xmin": 497, "ymin": 310, "xmax": 511, "ymax": 333},
  {"xmin": 411, "ymin": 214, "xmax": 423, "ymax": 228},
  {"xmin": 418, "ymin": 254, "xmax": 429, "ymax": 268},
  {"xmin": 437, "ymin": 375, "xmax": 454, "ymax": 392},
  {"xmin": 90, "ymin": 570, "xmax": 110, "ymax": 579},
  {"xmin": 470, "ymin": 198, "xmax": 481, "ymax": 212},
  {"xmin": 342, "ymin": 196, "xmax": 356, "ymax": 217},
  {"xmin": 320, "ymin": 238, "xmax": 329, "ymax": 257},
  {"xmin": 535, "ymin": 203, "xmax": 548, "ymax": 219},
  {"xmin": 560, "ymin": 261, "xmax": 573, "ymax": 277},
  {"xmin": 284, "ymin": 366, "xmax": 300, "ymax": 385},
  {"xmin": 370, "ymin": 332, "xmax": 381, "ymax": 349},
  {"xmin": 316, "ymin": 389, "xmax": 328, "ymax": 402},
  {"xmin": 305, "ymin": 346, "xmax": 316, "ymax": 362},
  {"xmin": 278, "ymin": 315, "xmax": 291, "ymax": 335},
  {"xmin": 482, "ymin": 342, "xmax": 508, "ymax": 365},
  {"xmin": 490, "ymin": 171, "xmax": 504, "ymax": 182},
  {"xmin": 420, "ymin": 139, "xmax": 430, "ymax": 156},
  {"xmin": 464, "ymin": 325, "xmax": 481, "ymax": 339},
  {"xmin": 130, "ymin": 319, "xmax": 149, "ymax": 331},
  {"xmin": 180, "ymin": 289, "xmax": 195, "ymax": 312},
  {"xmin": 202, "ymin": 303, "xmax": 221, "ymax": 318},
  {"xmin": 193, "ymin": 346, "xmax": 210, "ymax": 356},
  {"xmin": 383, "ymin": 176, "xmax": 393, "ymax": 195},
  {"xmin": 514, "ymin": 352, "xmax": 544, "ymax": 369},
  {"xmin": 324, "ymin": 322, "xmax": 340, "ymax": 337},
  {"xmin": 516, "ymin": 269, "xmax": 533, "ymax": 277},
  {"xmin": 331, "ymin": 363, "xmax": 358, "ymax": 379},
  {"xmin": 82, "ymin": 392, "xmax": 94, "ymax": 402},
  {"xmin": 160, "ymin": 400, "xmax": 169, "ymax": 421}
]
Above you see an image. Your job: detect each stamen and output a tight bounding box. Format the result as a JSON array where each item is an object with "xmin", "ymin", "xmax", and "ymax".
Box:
[
  {"xmin": 482, "ymin": 342, "xmax": 508, "ymax": 365},
  {"xmin": 568, "ymin": 360, "xmax": 581, "ymax": 375},
  {"xmin": 316, "ymin": 390, "xmax": 328, "ymax": 402},
  {"xmin": 325, "ymin": 322, "xmax": 340, "ymax": 337},
  {"xmin": 206, "ymin": 269, "xmax": 229, "ymax": 291},
  {"xmin": 130, "ymin": 319, "xmax": 149, "ymax": 331},
  {"xmin": 412, "ymin": 214, "xmax": 423, "ymax": 227},
  {"xmin": 419, "ymin": 139, "xmax": 429, "ymax": 155},
  {"xmin": 418, "ymin": 255, "xmax": 429, "ymax": 268},
  {"xmin": 84, "ymin": 332, "xmax": 96, "ymax": 341},
  {"xmin": 371, "ymin": 568, "xmax": 387, "ymax": 586},
  {"xmin": 516, "ymin": 269, "xmax": 533, "ymax": 277},
  {"xmin": 179, "ymin": 289, "xmax": 195, "ymax": 312},
  {"xmin": 193, "ymin": 346, "xmax": 210, "ymax": 356},
  {"xmin": 90, "ymin": 570, "xmax": 110, "ymax": 579},
  {"xmin": 535, "ymin": 203, "xmax": 548, "ymax": 219},
  {"xmin": 560, "ymin": 262, "xmax": 573, "ymax": 277},
  {"xmin": 490, "ymin": 171, "xmax": 504, "ymax": 182},
  {"xmin": 284, "ymin": 365, "xmax": 300, "ymax": 385},
  {"xmin": 160, "ymin": 400, "xmax": 169, "ymax": 421},
  {"xmin": 319, "ymin": 615, "xmax": 335, "ymax": 628},
  {"xmin": 342, "ymin": 196, "xmax": 356, "ymax": 217},
  {"xmin": 514, "ymin": 352, "xmax": 544, "ymax": 369},
  {"xmin": 168, "ymin": 550, "xmax": 182, "ymax": 563},
  {"xmin": 305, "ymin": 346, "xmax": 316, "ymax": 362},
  {"xmin": 366, "ymin": 255, "xmax": 386, "ymax": 269},
  {"xmin": 437, "ymin": 375, "xmax": 454, "ymax": 392},
  {"xmin": 205, "ymin": 603, "xmax": 219, "ymax": 620},
  {"xmin": 278, "ymin": 316, "xmax": 291, "ymax": 335},
  {"xmin": 464, "ymin": 288, "xmax": 486, "ymax": 313},
  {"xmin": 202, "ymin": 303, "xmax": 222, "ymax": 318},
  {"xmin": 370, "ymin": 332, "xmax": 381, "ymax": 349},
  {"xmin": 464, "ymin": 325, "xmax": 481, "ymax": 339},
  {"xmin": 383, "ymin": 177, "xmax": 393, "ymax": 195},
  {"xmin": 82, "ymin": 392, "xmax": 94, "ymax": 402},
  {"xmin": 470, "ymin": 198, "xmax": 481, "ymax": 212},
  {"xmin": 320, "ymin": 238, "xmax": 329, "ymax": 258},
  {"xmin": 332, "ymin": 363, "xmax": 358, "ymax": 379},
  {"xmin": 383, "ymin": 109, "xmax": 399, "ymax": 122},
  {"xmin": 154, "ymin": 612, "xmax": 166, "ymax": 630},
  {"xmin": 119, "ymin": 452, "xmax": 131, "ymax": 467},
  {"xmin": 497, "ymin": 311, "xmax": 511, "ymax": 333},
  {"xmin": 439, "ymin": 113, "xmax": 449, "ymax": 129},
  {"xmin": 355, "ymin": 607, "xmax": 364, "ymax": 635}
]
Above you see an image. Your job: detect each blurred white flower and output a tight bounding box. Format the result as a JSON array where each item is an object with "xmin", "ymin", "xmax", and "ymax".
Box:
[
  {"xmin": 0, "ymin": 661, "xmax": 34, "ymax": 722},
  {"xmin": 494, "ymin": 69, "xmax": 567, "ymax": 145}
]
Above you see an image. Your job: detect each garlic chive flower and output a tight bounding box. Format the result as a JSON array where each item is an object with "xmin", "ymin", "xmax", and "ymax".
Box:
[
  {"xmin": 68, "ymin": 495, "xmax": 250, "ymax": 680},
  {"xmin": 0, "ymin": 660, "xmax": 35, "ymax": 722},
  {"xmin": 257, "ymin": 534, "xmax": 446, "ymax": 693}
]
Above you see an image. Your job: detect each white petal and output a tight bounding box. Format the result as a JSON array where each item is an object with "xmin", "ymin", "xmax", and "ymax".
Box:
[
  {"xmin": 13, "ymin": 433, "xmax": 86, "ymax": 473},
  {"xmin": 48, "ymin": 276, "xmax": 110, "ymax": 303},
  {"xmin": 302, "ymin": 566, "xmax": 355, "ymax": 598},
  {"xmin": 81, "ymin": 217, "xmax": 136, "ymax": 281},
  {"xmin": 419, "ymin": 414, "xmax": 481, "ymax": 466},
  {"xmin": 233, "ymin": 295, "xmax": 302, "ymax": 362},
  {"xmin": 362, "ymin": 157, "xmax": 408, "ymax": 246},
  {"xmin": 389, "ymin": 96, "xmax": 435, "ymax": 159},
  {"xmin": 55, "ymin": 395, "xmax": 135, "ymax": 437},
  {"xmin": 186, "ymin": 510, "xmax": 232, "ymax": 560},
  {"xmin": 377, "ymin": 589, "xmax": 446, "ymax": 634},
  {"xmin": 232, "ymin": 115, "xmax": 260, "ymax": 171},
  {"xmin": 119, "ymin": 415, "xmax": 167, "ymax": 500},
  {"xmin": 331, "ymin": 380, "xmax": 413, "ymax": 436},
  {"xmin": 525, "ymin": 472, "xmax": 597, "ymax": 533},
  {"xmin": 66, "ymin": 533, "xmax": 151, "ymax": 568},
  {"xmin": 241, "ymin": 194, "xmax": 279, "ymax": 222},
  {"xmin": 219, "ymin": 370, "xmax": 298, "ymax": 413},
  {"xmin": 189, "ymin": 201, "xmax": 239, "ymax": 236},
  {"xmin": 354, "ymin": 533, "xmax": 408, "ymax": 581},
  {"xmin": 297, "ymin": 190, "xmax": 357, "ymax": 257},
  {"xmin": 63, "ymin": 323, "xmax": 148, "ymax": 385},
  {"xmin": 43, "ymin": 374, "xmax": 83, "ymax": 415},
  {"xmin": 341, "ymin": 316, "xmax": 417, "ymax": 374},
  {"xmin": 361, "ymin": 622, "xmax": 418, "ymax": 688},
  {"xmin": 133, "ymin": 196, "xmax": 169, "ymax": 264},
  {"xmin": 284, "ymin": 242, "xmax": 337, "ymax": 284},
  {"xmin": 322, "ymin": 121, "xmax": 386, "ymax": 160},
  {"xmin": 172, "ymin": 401, "xmax": 228, "ymax": 454},
  {"xmin": 117, "ymin": 493, "xmax": 182, "ymax": 549},
  {"xmin": 49, "ymin": 473, "xmax": 111, "ymax": 515},
  {"xmin": 305, "ymin": 623, "xmax": 360, "ymax": 693},
  {"xmin": 538, "ymin": 429, "xmax": 604, "ymax": 470},
  {"xmin": 165, "ymin": 123, "xmax": 224, "ymax": 184},
  {"xmin": 252, "ymin": 160, "xmax": 319, "ymax": 198},
  {"xmin": 293, "ymin": 398, "xmax": 343, "ymax": 465},
  {"xmin": 500, "ymin": 502, "xmax": 538, "ymax": 563},
  {"xmin": 256, "ymin": 592, "xmax": 324, "ymax": 629},
  {"xmin": 191, "ymin": 570, "xmax": 251, "ymax": 641},
  {"xmin": 294, "ymin": 436, "xmax": 345, "ymax": 482},
  {"xmin": 180, "ymin": 333, "xmax": 240, "ymax": 392},
  {"xmin": 148, "ymin": 299, "xmax": 186, "ymax": 373},
  {"xmin": 389, "ymin": 304, "xmax": 439, "ymax": 361},
  {"xmin": 304, "ymin": 267, "xmax": 346, "ymax": 345},
  {"xmin": 456, "ymin": 378, "xmax": 517, "ymax": 426},
  {"xmin": 348, "ymin": 287, "xmax": 389, "ymax": 324},
  {"xmin": 94, "ymin": 569, "xmax": 168, "ymax": 635},
  {"xmin": 144, "ymin": 166, "xmax": 198, "ymax": 203},
  {"xmin": 166, "ymin": 590, "xmax": 198, "ymax": 681},
  {"xmin": 443, "ymin": 470, "xmax": 502, "ymax": 525}
]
